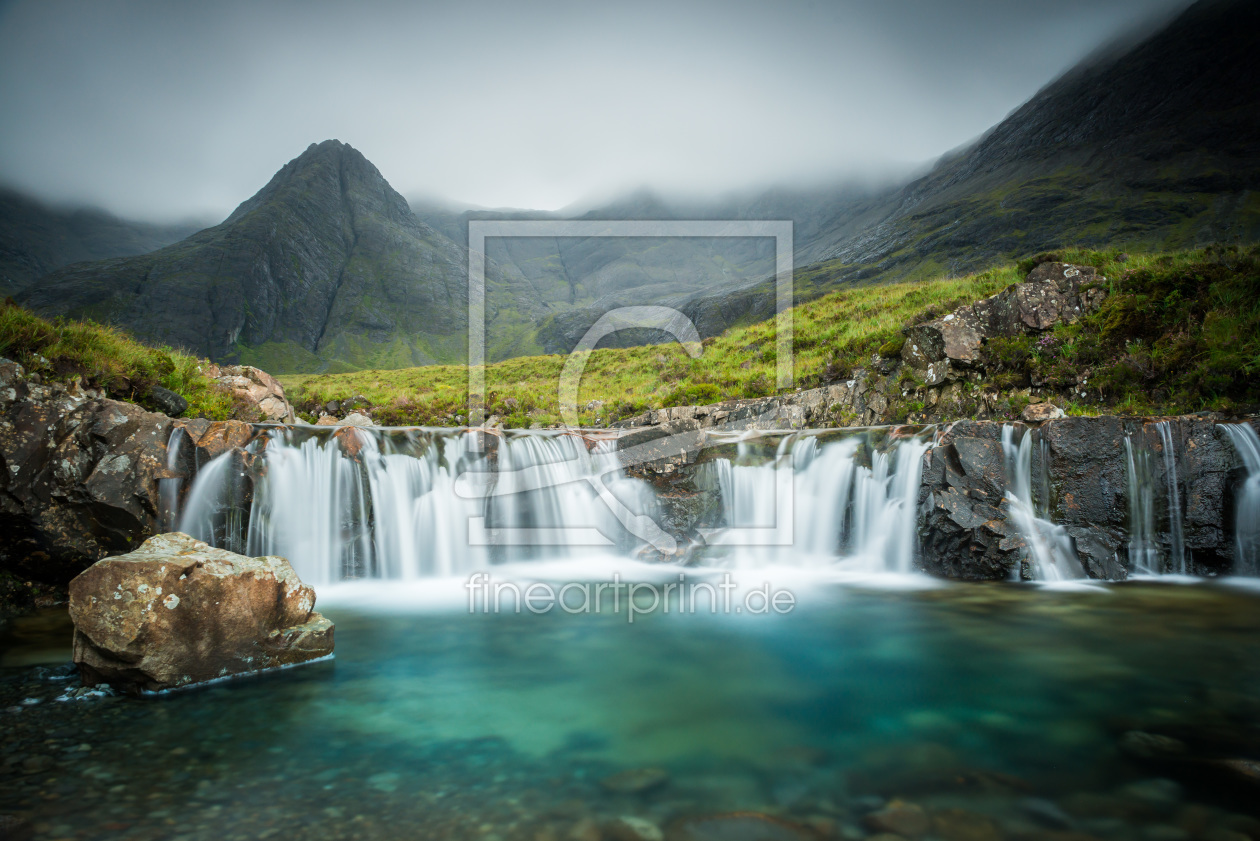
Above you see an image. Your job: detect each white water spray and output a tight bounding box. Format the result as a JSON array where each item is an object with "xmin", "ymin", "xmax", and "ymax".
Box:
[
  {"xmin": 710, "ymin": 432, "xmax": 930, "ymax": 572},
  {"xmin": 1221, "ymin": 423, "xmax": 1260, "ymax": 575},
  {"xmin": 1001, "ymin": 425, "xmax": 1084, "ymax": 581}
]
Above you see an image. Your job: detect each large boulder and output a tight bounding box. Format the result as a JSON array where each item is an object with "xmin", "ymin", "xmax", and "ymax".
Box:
[
  {"xmin": 204, "ymin": 363, "xmax": 295, "ymax": 423},
  {"xmin": 901, "ymin": 262, "xmax": 1107, "ymax": 373},
  {"xmin": 69, "ymin": 532, "xmax": 333, "ymax": 693},
  {"xmin": 0, "ymin": 359, "xmax": 174, "ymax": 585}
]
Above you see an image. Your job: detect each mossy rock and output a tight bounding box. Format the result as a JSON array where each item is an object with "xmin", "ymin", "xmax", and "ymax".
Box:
[{"xmin": 878, "ymin": 336, "xmax": 906, "ymax": 357}]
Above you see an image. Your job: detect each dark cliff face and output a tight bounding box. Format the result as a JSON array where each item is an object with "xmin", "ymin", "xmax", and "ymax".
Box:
[{"xmin": 18, "ymin": 141, "xmax": 479, "ymax": 371}]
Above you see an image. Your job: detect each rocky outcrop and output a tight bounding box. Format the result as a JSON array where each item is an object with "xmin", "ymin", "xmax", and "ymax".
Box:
[
  {"xmin": 917, "ymin": 422, "xmax": 1027, "ymax": 580},
  {"xmin": 901, "ymin": 262, "xmax": 1106, "ymax": 381},
  {"xmin": 204, "ymin": 364, "xmax": 295, "ymax": 422},
  {"xmin": 69, "ymin": 532, "xmax": 333, "ymax": 693},
  {"xmin": 916, "ymin": 416, "xmax": 1256, "ymax": 581},
  {"xmin": 614, "ymin": 263, "xmax": 1108, "ymax": 434},
  {"xmin": 0, "ymin": 359, "xmax": 174, "ymax": 586}
]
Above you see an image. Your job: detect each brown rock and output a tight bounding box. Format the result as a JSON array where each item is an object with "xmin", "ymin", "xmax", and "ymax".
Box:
[
  {"xmin": 69, "ymin": 532, "xmax": 333, "ymax": 693},
  {"xmin": 865, "ymin": 801, "xmax": 930, "ymax": 838},
  {"xmin": 181, "ymin": 419, "xmax": 256, "ymax": 461},
  {"xmin": 605, "ymin": 816, "xmax": 664, "ymax": 841},
  {"xmin": 1021, "ymin": 403, "xmax": 1065, "ymax": 423},
  {"xmin": 212, "ymin": 365, "xmax": 294, "ymax": 422}
]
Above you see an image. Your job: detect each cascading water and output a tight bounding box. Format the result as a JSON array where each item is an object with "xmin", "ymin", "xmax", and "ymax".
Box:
[
  {"xmin": 158, "ymin": 426, "xmax": 186, "ymax": 532},
  {"xmin": 174, "ymin": 427, "xmax": 662, "ymax": 583},
  {"xmin": 1221, "ymin": 423, "xmax": 1260, "ymax": 575},
  {"xmin": 1123, "ymin": 433, "xmax": 1160, "ymax": 573},
  {"xmin": 708, "ymin": 431, "xmax": 930, "ymax": 572},
  {"xmin": 1122, "ymin": 422, "xmax": 1188, "ymax": 575},
  {"xmin": 177, "ymin": 443, "xmax": 253, "ymax": 555},
  {"xmin": 1157, "ymin": 422, "xmax": 1187, "ymax": 573},
  {"xmin": 1001, "ymin": 425, "xmax": 1084, "ymax": 581}
]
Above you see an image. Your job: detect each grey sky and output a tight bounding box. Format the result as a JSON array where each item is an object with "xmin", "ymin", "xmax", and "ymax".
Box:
[{"xmin": 0, "ymin": 0, "xmax": 1192, "ymax": 221}]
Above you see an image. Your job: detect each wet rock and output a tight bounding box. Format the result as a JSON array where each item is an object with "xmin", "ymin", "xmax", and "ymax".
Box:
[
  {"xmin": 148, "ymin": 386, "xmax": 188, "ymax": 418},
  {"xmin": 1212, "ymin": 758, "xmax": 1260, "ymax": 789},
  {"xmin": 601, "ymin": 768, "xmax": 670, "ymax": 794},
  {"xmin": 1118, "ymin": 731, "xmax": 1188, "ymax": 761},
  {"xmin": 337, "ymin": 412, "xmax": 375, "ymax": 428},
  {"xmin": 865, "ymin": 801, "xmax": 930, "ymax": 838},
  {"xmin": 917, "ymin": 423, "xmax": 1023, "ymax": 580},
  {"xmin": 20, "ymin": 755, "xmax": 53, "ymax": 775},
  {"xmin": 1119, "ymin": 778, "xmax": 1182, "ymax": 809},
  {"xmin": 69, "ymin": 532, "xmax": 334, "ymax": 693},
  {"xmin": 178, "ymin": 419, "xmax": 256, "ymax": 462},
  {"xmin": 666, "ymin": 813, "xmax": 816, "ymax": 841},
  {"xmin": 606, "ymin": 816, "xmax": 664, "ymax": 841},
  {"xmin": 1020, "ymin": 797, "xmax": 1077, "ymax": 830}
]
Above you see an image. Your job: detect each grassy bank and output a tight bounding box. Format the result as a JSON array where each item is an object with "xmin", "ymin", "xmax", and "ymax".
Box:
[
  {"xmin": 0, "ymin": 299, "xmax": 235, "ymax": 419},
  {"xmin": 281, "ymin": 245, "xmax": 1260, "ymax": 426}
]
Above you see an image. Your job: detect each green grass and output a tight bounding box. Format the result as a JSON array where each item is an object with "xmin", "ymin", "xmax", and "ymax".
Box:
[
  {"xmin": 280, "ymin": 268, "xmax": 1021, "ymax": 426},
  {"xmin": 991, "ymin": 244, "xmax": 1260, "ymax": 416},
  {"xmin": 283, "ymin": 245, "xmax": 1260, "ymax": 426},
  {"xmin": 0, "ymin": 299, "xmax": 236, "ymax": 419}
]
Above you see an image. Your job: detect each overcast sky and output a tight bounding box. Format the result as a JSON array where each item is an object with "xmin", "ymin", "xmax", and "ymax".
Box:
[{"xmin": 0, "ymin": 0, "xmax": 1192, "ymax": 221}]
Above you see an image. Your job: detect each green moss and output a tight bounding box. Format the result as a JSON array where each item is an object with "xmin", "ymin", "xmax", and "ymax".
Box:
[
  {"xmin": 0, "ymin": 300, "xmax": 235, "ymax": 419},
  {"xmin": 878, "ymin": 336, "xmax": 906, "ymax": 358}
]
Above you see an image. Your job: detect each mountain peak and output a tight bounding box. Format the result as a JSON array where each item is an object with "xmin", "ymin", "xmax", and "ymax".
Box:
[
  {"xmin": 21, "ymin": 142, "xmax": 471, "ymax": 370},
  {"xmin": 223, "ymin": 139, "xmax": 415, "ymax": 232}
]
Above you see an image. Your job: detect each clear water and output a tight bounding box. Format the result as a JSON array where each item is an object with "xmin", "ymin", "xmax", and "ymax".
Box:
[{"xmin": 4, "ymin": 577, "xmax": 1260, "ymax": 839}]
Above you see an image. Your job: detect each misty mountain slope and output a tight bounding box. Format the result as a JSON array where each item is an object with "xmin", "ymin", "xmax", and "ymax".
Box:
[
  {"xmin": 0, "ymin": 188, "xmax": 202, "ymax": 296},
  {"xmin": 817, "ymin": 0, "xmax": 1260, "ymax": 270},
  {"xmin": 674, "ymin": 0, "xmax": 1260, "ymax": 340},
  {"xmin": 19, "ymin": 141, "xmax": 545, "ymax": 372},
  {"xmin": 414, "ymin": 185, "xmax": 889, "ymax": 353}
]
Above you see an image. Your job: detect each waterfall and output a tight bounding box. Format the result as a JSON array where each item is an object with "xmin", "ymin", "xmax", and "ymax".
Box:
[
  {"xmin": 1124, "ymin": 433, "xmax": 1161, "ymax": 573},
  {"xmin": 159, "ymin": 426, "xmax": 186, "ymax": 532},
  {"xmin": 245, "ymin": 431, "xmax": 375, "ymax": 585},
  {"xmin": 709, "ymin": 432, "xmax": 930, "ymax": 572},
  {"xmin": 1157, "ymin": 422, "xmax": 1187, "ymax": 574},
  {"xmin": 1121, "ymin": 422, "xmax": 1188, "ymax": 575},
  {"xmin": 1221, "ymin": 423, "xmax": 1260, "ymax": 575},
  {"xmin": 173, "ymin": 427, "xmax": 661, "ymax": 582},
  {"xmin": 177, "ymin": 447, "xmax": 251, "ymax": 555},
  {"xmin": 1001, "ymin": 425, "xmax": 1084, "ymax": 581}
]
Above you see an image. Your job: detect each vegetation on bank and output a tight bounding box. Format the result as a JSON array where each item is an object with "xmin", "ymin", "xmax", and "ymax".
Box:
[
  {"xmin": 987, "ymin": 245, "xmax": 1260, "ymax": 417},
  {"xmin": 0, "ymin": 299, "xmax": 235, "ymax": 419},
  {"xmin": 4, "ymin": 244, "xmax": 1256, "ymax": 428},
  {"xmin": 280, "ymin": 245, "xmax": 1260, "ymax": 427}
]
